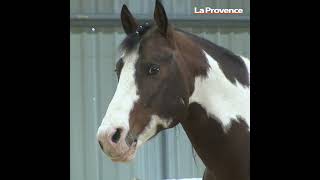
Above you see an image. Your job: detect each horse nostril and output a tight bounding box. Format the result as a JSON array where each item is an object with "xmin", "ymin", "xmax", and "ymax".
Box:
[
  {"xmin": 111, "ymin": 128, "xmax": 122, "ymax": 144},
  {"xmin": 98, "ymin": 140, "xmax": 103, "ymax": 150}
]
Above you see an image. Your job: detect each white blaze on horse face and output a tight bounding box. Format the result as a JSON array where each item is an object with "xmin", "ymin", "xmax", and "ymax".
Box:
[
  {"xmin": 136, "ymin": 115, "xmax": 172, "ymax": 148},
  {"xmin": 189, "ymin": 51, "xmax": 250, "ymax": 130},
  {"xmin": 99, "ymin": 50, "xmax": 139, "ymax": 133}
]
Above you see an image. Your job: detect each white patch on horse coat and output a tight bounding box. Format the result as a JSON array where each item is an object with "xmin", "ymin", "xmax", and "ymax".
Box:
[
  {"xmin": 98, "ymin": 49, "xmax": 139, "ymax": 134},
  {"xmin": 137, "ymin": 115, "xmax": 172, "ymax": 148},
  {"xmin": 189, "ymin": 51, "xmax": 250, "ymax": 130},
  {"xmin": 240, "ymin": 56, "xmax": 250, "ymax": 83}
]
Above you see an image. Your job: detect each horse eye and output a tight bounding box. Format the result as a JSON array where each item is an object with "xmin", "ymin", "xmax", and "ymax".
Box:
[{"xmin": 148, "ymin": 64, "xmax": 160, "ymax": 75}]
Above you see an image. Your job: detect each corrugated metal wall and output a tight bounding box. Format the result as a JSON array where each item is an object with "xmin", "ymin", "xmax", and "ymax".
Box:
[{"xmin": 70, "ymin": 1, "xmax": 250, "ymax": 180}]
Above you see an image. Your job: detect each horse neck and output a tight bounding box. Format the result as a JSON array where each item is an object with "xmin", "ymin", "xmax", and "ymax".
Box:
[
  {"xmin": 179, "ymin": 89, "xmax": 251, "ymax": 179},
  {"xmin": 174, "ymin": 31, "xmax": 250, "ymax": 180},
  {"xmin": 180, "ymin": 103, "xmax": 250, "ymax": 180},
  {"xmin": 174, "ymin": 30, "xmax": 250, "ymax": 129}
]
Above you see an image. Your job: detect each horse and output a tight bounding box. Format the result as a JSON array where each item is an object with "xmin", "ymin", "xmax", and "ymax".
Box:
[{"xmin": 96, "ymin": 1, "xmax": 250, "ymax": 180}]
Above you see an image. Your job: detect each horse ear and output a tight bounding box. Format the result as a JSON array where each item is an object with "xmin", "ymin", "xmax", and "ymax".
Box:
[
  {"xmin": 121, "ymin": 4, "xmax": 139, "ymax": 35},
  {"xmin": 154, "ymin": 0, "xmax": 168, "ymax": 36}
]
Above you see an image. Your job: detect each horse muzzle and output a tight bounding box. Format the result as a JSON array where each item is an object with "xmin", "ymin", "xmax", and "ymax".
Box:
[{"xmin": 96, "ymin": 126, "xmax": 138, "ymax": 162}]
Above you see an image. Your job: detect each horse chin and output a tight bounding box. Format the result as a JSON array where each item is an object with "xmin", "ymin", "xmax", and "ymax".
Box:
[
  {"xmin": 110, "ymin": 153, "xmax": 136, "ymax": 162},
  {"xmin": 108, "ymin": 141, "xmax": 138, "ymax": 163},
  {"xmin": 110, "ymin": 138, "xmax": 148, "ymax": 162}
]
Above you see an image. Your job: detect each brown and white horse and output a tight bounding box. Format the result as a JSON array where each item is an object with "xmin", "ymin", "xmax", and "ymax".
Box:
[{"xmin": 97, "ymin": 1, "xmax": 250, "ymax": 180}]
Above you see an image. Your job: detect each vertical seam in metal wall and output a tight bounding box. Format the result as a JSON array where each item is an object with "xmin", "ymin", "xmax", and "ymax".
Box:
[
  {"xmin": 174, "ymin": 127, "xmax": 179, "ymax": 178},
  {"xmin": 85, "ymin": 30, "xmax": 91, "ymax": 180},
  {"xmin": 94, "ymin": 0, "xmax": 98, "ymax": 14},
  {"xmin": 80, "ymin": 0, "xmax": 84, "ymax": 13},
  {"xmin": 97, "ymin": 29, "xmax": 104, "ymax": 180},
  {"xmin": 217, "ymin": 27, "xmax": 221, "ymax": 47},
  {"xmin": 230, "ymin": 31, "xmax": 234, "ymax": 53},
  {"xmin": 95, "ymin": 30, "xmax": 102, "ymax": 180},
  {"xmin": 80, "ymin": 31, "xmax": 87, "ymax": 180},
  {"xmin": 161, "ymin": 132, "xmax": 167, "ymax": 180},
  {"xmin": 242, "ymin": 0, "xmax": 245, "ymax": 13}
]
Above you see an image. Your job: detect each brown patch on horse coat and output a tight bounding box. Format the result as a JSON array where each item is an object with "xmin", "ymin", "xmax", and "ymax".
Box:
[{"xmin": 181, "ymin": 103, "xmax": 250, "ymax": 180}]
